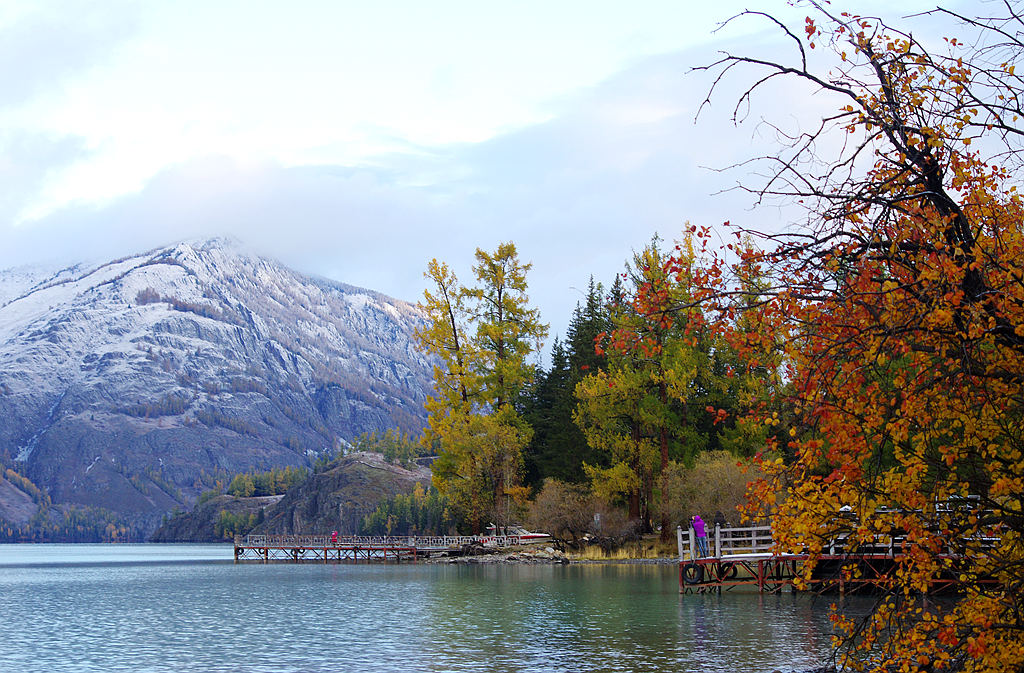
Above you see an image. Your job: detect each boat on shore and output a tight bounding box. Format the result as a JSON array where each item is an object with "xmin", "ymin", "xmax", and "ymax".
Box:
[{"xmin": 483, "ymin": 524, "xmax": 551, "ymax": 546}]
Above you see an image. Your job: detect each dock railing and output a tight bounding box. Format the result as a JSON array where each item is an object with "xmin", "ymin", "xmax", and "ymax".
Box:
[
  {"xmin": 240, "ymin": 533, "xmax": 537, "ymax": 551},
  {"xmin": 675, "ymin": 523, "xmax": 1001, "ymax": 562},
  {"xmin": 676, "ymin": 524, "xmax": 774, "ymax": 561}
]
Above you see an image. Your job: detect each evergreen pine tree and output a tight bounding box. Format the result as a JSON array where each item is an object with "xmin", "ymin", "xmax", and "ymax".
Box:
[{"xmin": 522, "ymin": 278, "xmax": 612, "ymax": 486}]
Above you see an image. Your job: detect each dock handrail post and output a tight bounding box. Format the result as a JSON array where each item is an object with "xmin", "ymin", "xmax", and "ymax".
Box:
[
  {"xmin": 676, "ymin": 526, "xmax": 684, "ymax": 561},
  {"xmin": 689, "ymin": 526, "xmax": 696, "ymax": 560},
  {"xmin": 714, "ymin": 524, "xmax": 721, "ymax": 558}
]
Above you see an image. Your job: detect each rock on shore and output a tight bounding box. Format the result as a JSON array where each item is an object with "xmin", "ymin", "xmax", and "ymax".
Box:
[{"xmin": 430, "ymin": 546, "xmax": 569, "ymax": 564}]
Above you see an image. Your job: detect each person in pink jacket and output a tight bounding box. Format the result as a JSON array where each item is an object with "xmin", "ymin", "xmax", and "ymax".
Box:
[{"xmin": 692, "ymin": 514, "xmax": 709, "ymax": 557}]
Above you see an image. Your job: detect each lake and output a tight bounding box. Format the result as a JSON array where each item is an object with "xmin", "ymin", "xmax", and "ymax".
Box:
[{"xmin": 0, "ymin": 544, "xmax": 852, "ymax": 672}]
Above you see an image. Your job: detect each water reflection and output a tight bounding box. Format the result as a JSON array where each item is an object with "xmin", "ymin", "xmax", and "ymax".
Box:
[
  {"xmin": 679, "ymin": 591, "xmax": 839, "ymax": 672},
  {"xmin": 415, "ymin": 564, "xmax": 845, "ymax": 673},
  {"xmin": 0, "ymin": 546, "xmax": 860, "ymax": 673}
]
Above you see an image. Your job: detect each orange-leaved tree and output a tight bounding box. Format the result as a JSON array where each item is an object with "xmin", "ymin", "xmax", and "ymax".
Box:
[
  {"xmin": 576, "ymin": 235, "xmax": 756, "ymax": 539},
  {"xmin": 679, "ymin": 3, "xmax": 1024, "ymax": 672}
]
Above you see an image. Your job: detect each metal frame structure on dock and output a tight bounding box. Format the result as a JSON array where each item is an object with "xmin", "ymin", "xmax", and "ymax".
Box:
[
  {"xmin": 679, "ymin": 552, "xmax": 803, "ymax": 593},
  {"xmin": 233, "ymin": 532, "xmax": 541, "ymax": 563}
]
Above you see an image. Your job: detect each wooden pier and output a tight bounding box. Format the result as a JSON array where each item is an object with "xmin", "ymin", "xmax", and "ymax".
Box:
[
  {"xmin": 234, "ymin": 532, "xmax": 541, "ymax": 563},
  {"xmin": 676, "ymin": 524, "xmax": 795, "ymax": 592},
  {"xmin": 676, "ymin": 525, "xmax": 999, "ymax": 594}
]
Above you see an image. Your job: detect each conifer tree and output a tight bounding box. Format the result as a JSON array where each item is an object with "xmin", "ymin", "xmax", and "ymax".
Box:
[{"xmin": 522, "ymin": 278, "xmax": 612, "ymax": 486}]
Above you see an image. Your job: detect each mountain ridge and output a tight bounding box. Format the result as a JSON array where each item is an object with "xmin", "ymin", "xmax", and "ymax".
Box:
[{"xmin": 0, "ymin": 237, "xmax": 434, "ymax": 538}]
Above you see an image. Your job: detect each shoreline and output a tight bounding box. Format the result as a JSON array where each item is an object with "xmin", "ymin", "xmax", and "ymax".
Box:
[{"xmin": 427, "ymin": 546, "xmax": 680, "ymax": 565}]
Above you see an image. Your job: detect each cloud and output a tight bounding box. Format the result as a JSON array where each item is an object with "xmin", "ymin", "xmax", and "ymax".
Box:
[
  {"xmin": 0, "ymin": 35, "xmax": 826, "ymax": 353},
  {"xmin": 0, "ymin": 132, "xmax": 91, "ymax": 225},
  {"xmin": 430, "ymin": 49, "xmax": 805, "ymax": 342},
  {"xmin": 0, "ymin": 154, "xmax": 461, "ymax": 307},
  {"xmin": 0, "ymin": 2, "xmax": 139, "ymax": 109},
  {"xmin": 0, "ymin": 2, "xmax": 140, "ymax": 232}
]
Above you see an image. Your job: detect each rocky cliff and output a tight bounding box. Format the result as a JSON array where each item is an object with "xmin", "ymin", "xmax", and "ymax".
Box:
[
  {"xmin": 150, "ymin": 452, "xmax": 432, "ymax": 541},
  {"xmin": 150, "ymin": 493, "xmax": 284, "ymax": 543},
  {"xmin": 0, "ymin": 238, "xmax": 434, "ymax": 537},
  {"xmin": 254, "ymin": 452, "xmax": 433, "ymax": 535}
]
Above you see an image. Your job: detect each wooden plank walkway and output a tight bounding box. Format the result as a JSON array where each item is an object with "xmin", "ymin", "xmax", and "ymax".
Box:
[{"xmin": 234, "ymin": 533, "xmax": 541, "ymax": 563}]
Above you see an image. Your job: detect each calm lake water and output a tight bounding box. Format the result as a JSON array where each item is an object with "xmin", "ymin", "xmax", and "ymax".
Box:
[{"xmin": 0, "ymin": 544, "xmax": 852, "ymax": 673}]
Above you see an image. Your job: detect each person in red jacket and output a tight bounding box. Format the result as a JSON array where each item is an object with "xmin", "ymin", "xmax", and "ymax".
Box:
[{"xmin": 331, "ymin": 530, "xmax": 338, "ymax": 545}]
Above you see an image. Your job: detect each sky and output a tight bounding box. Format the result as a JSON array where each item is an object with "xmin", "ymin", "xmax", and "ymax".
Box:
[{"xmin": 0, "ymin": 0, "xmax": 957, "ymax": 359}]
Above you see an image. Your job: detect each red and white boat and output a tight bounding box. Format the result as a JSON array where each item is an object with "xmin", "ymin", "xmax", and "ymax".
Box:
[{"xmin": 483, "ymin": 524, "xmax": 551, "ymax": 545}]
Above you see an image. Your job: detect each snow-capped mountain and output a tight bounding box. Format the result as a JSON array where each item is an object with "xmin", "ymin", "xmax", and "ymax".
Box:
[{"xmin": 0, "ymin": 238, "xmax": 433, "ymax": 532}]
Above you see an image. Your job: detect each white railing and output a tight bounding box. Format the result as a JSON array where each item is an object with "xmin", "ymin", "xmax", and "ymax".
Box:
[
  {"xmin": 826, "ymin": 532, "xmax": 1000, "ymax": 557},
  {"xmin": 675, "ymin": 522, "xmax": 1003, "ymax": 562},
  {"xmin": 241, "ymin": 533, "xmax": 534, "ymax": 550},
  {"xmin": 676, "ymin": 524, "xmax": 774, "ymax": 561}
]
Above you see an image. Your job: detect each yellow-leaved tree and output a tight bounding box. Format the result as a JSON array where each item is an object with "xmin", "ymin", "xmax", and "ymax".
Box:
[{"xmin": 417, "ymin": 243, "xmax": 547, "ymax": 532}]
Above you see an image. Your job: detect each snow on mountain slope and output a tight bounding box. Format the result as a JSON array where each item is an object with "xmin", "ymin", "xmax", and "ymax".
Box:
[{"xmin": 0, "ymin": 238, "xmax": 433, "ymax": 534}]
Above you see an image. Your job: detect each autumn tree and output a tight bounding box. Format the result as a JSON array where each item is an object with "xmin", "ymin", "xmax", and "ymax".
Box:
[
  {"xmin": 226, "ymin": 473, "xmax": 255, "ymax": 497},
  {"xmin": 686, "ymin": 4, "xmax": 1024, "ymax": 671},
  {"xmin": 417, "ymin": 243, "xmax": 548, "ymax": 532},
  {"xmin": 575, "ymin": 236, "xmax": 730, "ymax": 537},
  {"xmin": 418, "ymin": 259, "xmax": 475, "ymax": 418},
  {"xmin": 466, "ymin": 244, "xmax": 547, "ymax": 409}
]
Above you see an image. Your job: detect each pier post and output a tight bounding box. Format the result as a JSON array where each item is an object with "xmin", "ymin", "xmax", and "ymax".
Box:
[{"xmin": 714, "ymin": 524, "xmax": 721, "ymax": 558}]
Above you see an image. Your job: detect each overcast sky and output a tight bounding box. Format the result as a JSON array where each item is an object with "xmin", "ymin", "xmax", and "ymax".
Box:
[{"xmin": 0, "ymin": 1, "xmax": 956, "ymax": 357}]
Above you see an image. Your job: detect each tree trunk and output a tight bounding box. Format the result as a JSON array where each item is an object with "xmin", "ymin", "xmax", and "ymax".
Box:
[
  {"xmin": 659, "ymin": 381, "xmax": 671, "ymax": 542},
  {"xmin": 630, "ymin": 423, "xmax": 642, "ymax": 523}
]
